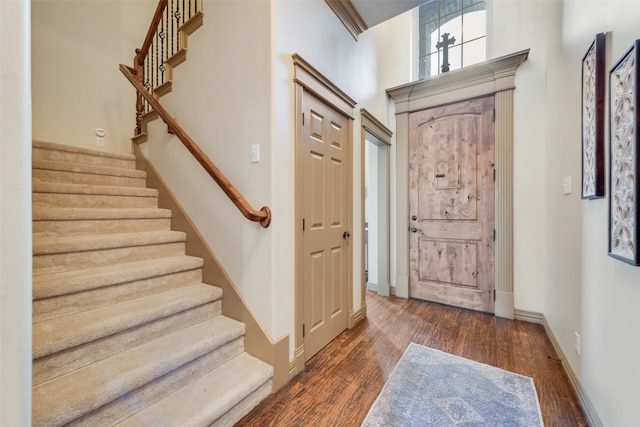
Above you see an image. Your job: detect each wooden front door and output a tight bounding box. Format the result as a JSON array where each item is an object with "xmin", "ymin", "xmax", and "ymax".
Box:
[
  {"xmin": 302, "ymin": 91, "xmax": 351, "ymax": 360},
  {"xmin": 408, "ymin": 96, "xmax": 495, "ymax": 312}
]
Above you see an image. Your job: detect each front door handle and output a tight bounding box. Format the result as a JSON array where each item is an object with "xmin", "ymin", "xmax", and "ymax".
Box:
[
  {"xmin": 343, "ymin": 231, "xmax": 351, "ymax": 239},
  {"xmin": 410, "ymin": 227, "xmax": 419, "ymax": 233}
]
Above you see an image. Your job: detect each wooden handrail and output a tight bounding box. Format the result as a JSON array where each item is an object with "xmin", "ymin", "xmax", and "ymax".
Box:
[
  {"xmin": 136, "ymin": 0, "xmax": 168, "ymax": 66},
  {"xmin": 120, "ymin": 64, "xmax": 272, "ymax": 228}
]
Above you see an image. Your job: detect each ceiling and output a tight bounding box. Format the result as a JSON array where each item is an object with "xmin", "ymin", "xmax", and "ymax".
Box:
[
  {"xmin": 325, "ymin": 0, "xmax": 427, "ymax": 39},
  {"xmin": 352, "ymin": 0, "xmax": 426, "ymax": 27}
]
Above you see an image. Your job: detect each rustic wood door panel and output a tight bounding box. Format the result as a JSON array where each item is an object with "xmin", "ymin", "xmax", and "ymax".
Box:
[
  {"xmin": 302, "ymin": 91, "xmax": 350, "ymax": 360},
  {"xmin": 409, "ymin": 96, "xmax": 495, "ymax": 312}
]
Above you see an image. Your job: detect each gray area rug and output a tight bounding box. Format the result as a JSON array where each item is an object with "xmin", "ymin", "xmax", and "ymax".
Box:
[{"xmin": 362, "ymin": 342, "xmax": 544, "ymax": 426}]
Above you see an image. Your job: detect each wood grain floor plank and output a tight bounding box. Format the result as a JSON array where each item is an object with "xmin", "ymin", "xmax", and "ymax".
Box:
[{"xmin": 237, "ymin": 293, "xmax": 587, "ymax": 426}]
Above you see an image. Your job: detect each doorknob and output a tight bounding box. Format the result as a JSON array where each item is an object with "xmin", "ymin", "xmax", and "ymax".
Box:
[
  {"xmin": 411, "ymin": 215, "xmax": 417, "ymax": 221},
  {"xmin": 410, "ymin": 227, "xmax": 419, "ymax": 233},
  {"xmin": 343, "ymin": 231, "xmax": 351, "ymax": 239}
]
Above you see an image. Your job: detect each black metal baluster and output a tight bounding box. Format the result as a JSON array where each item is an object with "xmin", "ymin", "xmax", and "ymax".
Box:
[
  {"xmin": 145, "ymin": 56, "xmax": 150, "ymax": 113},
  {"xmin": 159, "ymin": 18, "xmax": 165, "ymax": 84},
  {"xmin": 164, "ymin": 3, "xmax": 169, "ymax": 61},
  {"xmin": 176, "ymin": 0, "xmax": 181, "ymax": 54},
  {"xmin": 170, "ymin": 0, "xmax": 174, "ymax": 57},
  {"xmin": 154, "ymin": 28, "xmax": 159, "ymax": 90},
  {"xmin": 182, "ymin": 0, "xmax": 186, "ymax": 25}
]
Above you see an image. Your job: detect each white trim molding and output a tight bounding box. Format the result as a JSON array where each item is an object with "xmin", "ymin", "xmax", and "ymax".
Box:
[{"xmin": 325, "ymin": 0, "xmax": 367, "ymax": 40}]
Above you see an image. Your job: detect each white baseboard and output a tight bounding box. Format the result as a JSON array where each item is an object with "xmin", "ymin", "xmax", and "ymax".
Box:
[
  {"xmin": 515, "ymin": 309, "xmax": 603, "ymax": 427},
  {"xmin": 514, "ymin": 309, "xmax": 544, "ymax": 324},
  {"xmin": 349, "ymin": 305, "xmax": 366, "ymax": 328}
]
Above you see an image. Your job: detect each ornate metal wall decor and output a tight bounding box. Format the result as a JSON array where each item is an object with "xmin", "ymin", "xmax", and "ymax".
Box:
[
  {"xmin": 609, "ymin": 40, "xmax": 640, "ymax": 265},
  {"xmin": 582, "ymin": 33, "xmax": 605, "ymax": 199}
]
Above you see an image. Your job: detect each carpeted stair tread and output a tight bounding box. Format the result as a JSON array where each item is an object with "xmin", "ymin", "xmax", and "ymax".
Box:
[
  {"xmin": 33, "ymin": 283, "xmax": 222, "ymax": 359},
  {"xmin": 32, "ymin": 315, "xmax": 246, "ymax": 427},
  {"xmin": 31, "ymin": 140, "xmax": 274, "ymax": 426},
  {"xmin": 33, "ymin": 230, "xmax": 186, "ymax": 256},
  {"xmin": 32, "ymin": 181, "xmax": 158, "ymax": 198},
  {"xmin": 33, "ymin": 206, "xmax": 172, "ymax": 221},
  {"xmin": 115, "ymin": 352, "xmax": 273, "ymax": 427},
  {"xmin": 32, "ymin": 141, "xmax": 136, "ymax": 166},
  {"xmin": 33, "ymin": 255, "xmax": 204, "ymax": 300},
  {"xmin": 32, "ymin": 159, "xmax": 147, "ymax": 179}
]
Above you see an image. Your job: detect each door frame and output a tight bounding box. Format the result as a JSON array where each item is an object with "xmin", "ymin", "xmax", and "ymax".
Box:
[
  {"xmin": 360, "ymin": 109, "xmax": 393, "ymax": 302},
  {"xmin": 293, "ymin": 54, "xmax": 356, "ymax": 374},
  {"xmin": 387, "ymin": 50, "xmax": 529, "ymax": 319}
]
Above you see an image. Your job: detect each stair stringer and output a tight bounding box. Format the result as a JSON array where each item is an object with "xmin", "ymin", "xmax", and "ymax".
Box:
[{"xmin": 133, "ymin": 144, "xmax": 291, "ymax": 391}]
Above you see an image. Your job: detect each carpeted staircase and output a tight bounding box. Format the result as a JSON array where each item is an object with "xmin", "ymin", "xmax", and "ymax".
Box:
[{"xmin": 32, "ymin": 140, "xmax": 273, "ymax": 426}]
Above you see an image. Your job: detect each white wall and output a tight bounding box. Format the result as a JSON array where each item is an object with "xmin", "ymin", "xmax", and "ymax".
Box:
[
  {"xmin": 490, "ymin": 0, "xmax": 640, "ymax": 425},
  {"xmin": 489, "ymin": 0, "xmax": 550, "ymax": 313},
  {"xmin": 0, "ymin": 0, "xmax": 32, "ymax": 424},
  {"xmin": 32, "ymin": 0, "xmax": 154, "ymax": 154},
  {"xmin": 138, "ymin": 0, "xmax": 275, "ymax": 335},
  {"xmin": 551, "ymin": 2, "xmax": 640, "ymax": 425}
]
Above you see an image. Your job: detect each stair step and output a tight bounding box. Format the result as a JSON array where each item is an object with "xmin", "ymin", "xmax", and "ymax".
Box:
[
  {"xmin": 33, "ymin": 207, "xmax": 172, "ymax": 236},
  {"xmin": 33, "ymin": 158, "xmax": 147, "ymax": 188},
  {"xmin": 33, "ymin": 230, "xmax": 186, "ymax": 275},
  {"xmin": 33, "ymin": 284, "xmax": 223, "ymax": 385},
  {"xmin": 31, "ymin": 140, "xmax": 274, "ymax": 426},
  {"xmin": 33, "ymin": 140, "xmax": 136, "ymax": 170},
  {"xmin": 32, "ymin": 316, "xmax": 246, "ymax": 427},
  {"xmin": 116, "ymin": 352, "xmax": 273, "ymax": 427},
  {"xmin": 33, "ymin": 255, "xmax": 204, "ymax": 322},
  {"xmin": 33, "ymin": 181, "xmax": 158, "ymax": 209}
]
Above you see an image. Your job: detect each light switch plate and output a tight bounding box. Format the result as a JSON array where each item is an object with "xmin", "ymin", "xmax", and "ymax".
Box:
[
  {"xmin": 251, "ymin": 144, "xmax": 260, "ymax": 163},
  {"xmin": 563, "ymin": 176, "xmax": 571, "ymax": 195}
]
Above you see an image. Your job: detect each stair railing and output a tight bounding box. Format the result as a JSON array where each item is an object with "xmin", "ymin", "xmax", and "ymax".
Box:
[
  {"xmin": 132, "ymin": 0, "xmax": 201, "ymax": 134},
  {"xmin": 121, "ymin": 0, "xmax": 271, "ymax": 228}
]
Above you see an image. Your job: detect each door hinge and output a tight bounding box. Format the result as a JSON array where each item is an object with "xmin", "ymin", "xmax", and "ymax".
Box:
[
  {"xmin": 493, "ymin": 169, "xmax": 496, "ymax": 182},
  {"xmin": 302, "ymin": 324, "xmax": 305, "ymax": 337},
  {"xmin": 493, "ymin": 229, "xmax": 496, "ymax": 241},
  {"xmin": 493, "ymin": 108, "xmax": 496, "ymax": 121},
  {"xmin": 302, "ymin": 112, "xmax": 305, "ymax": 126},
  {"xmin": 494, "ymin": 289, "xmax": 496, "ymax": 301},
  {"xmin": 302, "ymin": 218, "xmax": 305, "ymax": 231}
]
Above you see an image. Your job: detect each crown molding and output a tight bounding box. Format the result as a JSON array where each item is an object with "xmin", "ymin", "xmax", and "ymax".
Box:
[
  {"xmin": 387, "ymin": 49, "xmax": 530, "ymax": 114},
  {"xmin": 325, "ymin": 0, "xmax": 368, "ymax": 40}
]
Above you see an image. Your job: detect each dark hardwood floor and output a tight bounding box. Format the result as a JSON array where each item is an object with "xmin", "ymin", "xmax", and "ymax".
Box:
[{"xmin": 237, "ymin": 292, "xmax": 587, "ymax": 426}]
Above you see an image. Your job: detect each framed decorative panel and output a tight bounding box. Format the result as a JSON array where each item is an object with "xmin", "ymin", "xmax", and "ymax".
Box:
[
  {"xmin": 582, "ymin": 33, "xmax": 606, "ymax": 199},
  {"xmin": 609, "ymin": 40, "xmax": 640, "ymax": 265}
]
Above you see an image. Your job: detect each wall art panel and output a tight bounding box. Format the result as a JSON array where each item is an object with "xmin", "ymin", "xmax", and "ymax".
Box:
[
  {"xmin": 609, "ymin": 40, "xmax": 640, "ymax": 265},
  {"xmin": 582, "ymin": 33, "xmax": 605, "ymax": 199}
]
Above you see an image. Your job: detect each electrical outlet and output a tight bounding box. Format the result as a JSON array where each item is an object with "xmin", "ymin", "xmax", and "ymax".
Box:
[{"xmin": 574, "ymin": 332, "xmax": 581, "ymax": 356}]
